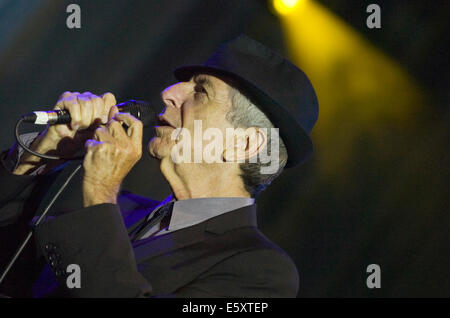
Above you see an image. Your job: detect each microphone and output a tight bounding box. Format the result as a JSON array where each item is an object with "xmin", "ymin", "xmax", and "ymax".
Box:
[{"xmin": 20, "ymin": 100, "xmax": 157, "ymax": 127}]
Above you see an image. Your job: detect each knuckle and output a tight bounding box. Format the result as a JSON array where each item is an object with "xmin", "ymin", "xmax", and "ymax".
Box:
[
  {"xmin": 94, "ymin": 128, "xmax": 103, "ymax": 137},
  {"xmin": 64, "ymin": 96, "xmax": 77, "ymax": 105},
  {"xmin": 68, "ymin": 93, "xmax": 80, "ymax": 102},
  {"xmin": 89, "ymin": 94, "xmax": 102, "ymax": 104},
  {"xmin": 133, "ymin": 120, "xmax": 143, "ymax": 129},
  {"xmin": 81, "ymin": 98, "xmax": 92, "ymax": 107},
  {"xmin": 109, "ymin": 120, "xmax": 122, "ymax": 130},
  {"xmin": 76, "ymin": 93, "xmax": 87, "ymax": 102},
  {"xmin": 61, "ymin": 91, "xmax": 72, "ymax": 98},
  {"xmin": 92, "ymin": 95, "xmax": 102, "ymax": 103},
  {"xmin": 102, "ymin": 92, "xmax": 117, "ymax": 106},
  {"xmin": 84, "ymin": 141, "xmax": 96, "ymax": 151},
  {"xmin": 97, "ymin": 143, "xmax": 108, "ymax": 153},
  {"xmin": 86, "ymin": 144, "xmax": 95, "ymax": 152},
  {"xmin": 102, "ymin": 92, "xmax": 115, "ymax": 100},
  {"xmin": 92, "ymin": 97, "xmax": 104, "ymax": 111}
]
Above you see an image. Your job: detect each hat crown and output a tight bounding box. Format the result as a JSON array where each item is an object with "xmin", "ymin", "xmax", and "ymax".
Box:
[{"xmin": 205, "ymin": 35, "xmax": 318, "ymax": 134}]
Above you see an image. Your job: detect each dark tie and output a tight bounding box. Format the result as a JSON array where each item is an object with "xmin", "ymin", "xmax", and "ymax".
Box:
[{"xmin": 128, "ymin": 201, "xmax": 174, "ymax": 242}]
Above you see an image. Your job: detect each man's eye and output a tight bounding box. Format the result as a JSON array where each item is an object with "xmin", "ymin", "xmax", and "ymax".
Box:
[{"xmin": 194, "ymin": 85, "xmax": 207, "ymax": 94}]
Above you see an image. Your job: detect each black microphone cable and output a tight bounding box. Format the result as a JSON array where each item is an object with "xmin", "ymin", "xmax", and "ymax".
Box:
[{"xmin": 14, "ymin": 118, "xmax": 83, "ymax": 161}]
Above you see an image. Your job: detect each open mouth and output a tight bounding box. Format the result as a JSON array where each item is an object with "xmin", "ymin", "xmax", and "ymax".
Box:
[
  {"xmin": 156, "ymin": 115, "xmax": 176, "ymax": 129},
  {"xmin": 154, "ymin": 115, "xmax": 179, "ymax": 139}
]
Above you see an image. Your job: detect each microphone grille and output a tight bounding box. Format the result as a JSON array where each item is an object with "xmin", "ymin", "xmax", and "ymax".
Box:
[{"xmin": 117, "ymin": 100, "xmax": 157, "ymax": 127}]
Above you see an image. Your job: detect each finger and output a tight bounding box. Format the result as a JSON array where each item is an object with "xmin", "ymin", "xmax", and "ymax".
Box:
[
  {"xmin": 89, "ymin": 94, "xmax": 104, "ymax": 125},
  {"xmin": 101, "ymin": 92, "xmax": 117, "ymax": 107},
  {"xmin": 60, "ymin": 91, "xmax": 72, "ymax": 99},
  {"xmin": 102, "ymin": 92, "xmax": 117, "ymax": 123},
  {"xmin": 107, "ymin": 119, "xmax": 128, "ymax": 141},
  {"xmin": 113, "ymin": 112, "xmax": 143, "ymax": 147},
  {"xmin": 77, "ymin": 93, "xmax": 94, "ymax": 129},
  {"xmin": 57, "ymin": 91, "xmax": 75, "ymax": 104},
  {"xmin": 62, "ymin": 95, "xmax": 81, "ymax": 130},
  {"xmin": 84, "ymin": 138, "xmax": 102, "ymax": 149},
  {"xmin": 108, "ymin": 105, "xmax": 119, "ymax": 122},
  {"xmin": 83, "ymin": 139, "xmax": 101, "ymax": 168},
  {"xmin": 83, "ymin": 142, "xmax": 93, "ymax": 169},
  {"xmin": 94, "ymin": 126, "xmax": 115, "ymax": 143},
  {"xmin": 55, "ymin": 91, "xmax": 79, "ymax": 109}
]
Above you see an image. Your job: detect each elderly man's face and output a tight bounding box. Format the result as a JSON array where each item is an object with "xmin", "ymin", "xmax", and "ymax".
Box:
[{"xmin": 148, "ymin": 74, "xmax": 233, "ymax": 161}]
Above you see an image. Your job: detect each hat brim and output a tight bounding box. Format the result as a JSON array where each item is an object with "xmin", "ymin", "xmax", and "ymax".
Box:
[{"xmin": 174, "ymin": 65, "xmax": 313, "ymax": 168}]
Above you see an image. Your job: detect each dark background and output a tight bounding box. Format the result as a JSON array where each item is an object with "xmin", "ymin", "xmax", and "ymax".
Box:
[{"xmin": 0, "ymin": 0, "xmax": 448, "ymax": 297}]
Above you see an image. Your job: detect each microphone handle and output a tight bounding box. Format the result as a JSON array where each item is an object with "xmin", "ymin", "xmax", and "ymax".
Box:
[
  {"xmin": 20, "ymin": 109, "xmax": 71, "ymax": 125},
  {"xmin": 54, "ymin": 100, "xmax": 141, "ymax": 124},
  {"xmin": 53, "ymin": 109, "xmax": 72, "ymax": 124},
  {"xmin": 21, "ymin": 100, "xmax": 153, "ymax": 126}
]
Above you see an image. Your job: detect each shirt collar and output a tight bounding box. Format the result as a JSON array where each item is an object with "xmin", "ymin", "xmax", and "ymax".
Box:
[{"xmin": 167, "ymin": 196, "xmax": 255, "ymax": 233}]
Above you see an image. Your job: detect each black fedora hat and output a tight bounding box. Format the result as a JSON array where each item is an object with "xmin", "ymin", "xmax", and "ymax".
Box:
[{"xmin": 174, "ymin": 35, "xmax": 319, "ymax": 168}]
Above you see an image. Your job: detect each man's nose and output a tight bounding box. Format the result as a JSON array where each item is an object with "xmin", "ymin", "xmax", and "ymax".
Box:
[{"xmin": 161, "ymin": 82, "xmax": 188, "ymax": 109}]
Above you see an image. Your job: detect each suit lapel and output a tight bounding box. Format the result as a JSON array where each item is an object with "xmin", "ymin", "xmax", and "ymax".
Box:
[
  {"xmin": 132, "ymin": 204, "xmax": 258, "ymax": 295},
  {"xmin": 132, "ymin": 219, "xmax": 206, "ymax": 263},
  {"xmin": 131, "ymin": 204, "xmax": 258, "ymax": 263}
]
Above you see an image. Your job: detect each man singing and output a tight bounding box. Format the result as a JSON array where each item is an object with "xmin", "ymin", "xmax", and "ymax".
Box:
[{"xmin": 0, "ymin": 35, "xmax": 318, "ymax": 297}]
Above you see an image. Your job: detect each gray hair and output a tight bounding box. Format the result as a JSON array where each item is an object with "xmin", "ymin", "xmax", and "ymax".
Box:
[{"xmin": 226, "ymin": 86, "xmax": 288, "ymax": 197}]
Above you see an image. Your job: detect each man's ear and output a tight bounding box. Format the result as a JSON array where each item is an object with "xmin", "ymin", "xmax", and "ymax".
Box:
[{"xmin": 222, "ymin": 127, "xmax": 267, "ymax": 163}]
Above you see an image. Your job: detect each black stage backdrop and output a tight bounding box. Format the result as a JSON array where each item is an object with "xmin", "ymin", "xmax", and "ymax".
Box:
[{"xmin": 0, "ymin": 0, "xmax": 448, "ymax": 297}]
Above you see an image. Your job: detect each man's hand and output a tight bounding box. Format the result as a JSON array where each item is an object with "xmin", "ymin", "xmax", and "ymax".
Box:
[
  {"xmin": 82, "ymin": 107, "xmax": 143, "ymax": 207},
  {"xmin": 13, "ymin": 91, "xmax": 116, "ymax": 175}
]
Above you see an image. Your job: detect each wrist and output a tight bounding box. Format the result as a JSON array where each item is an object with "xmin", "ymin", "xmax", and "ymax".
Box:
[
  {"xmin": 13, "ymin": 132, "xmax": 61, "ymax": 175},
  {"xmin": 83, "ymin": 179, "xmax": 119, "ymax": 207}
]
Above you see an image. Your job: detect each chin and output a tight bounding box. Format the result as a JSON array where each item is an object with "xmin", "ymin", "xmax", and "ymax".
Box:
[
  {"xmin": 148, "ymin": 137, "xmax": 170, "ymax": 159},
  {"xmin": 147, "ymin": 137, "xmax": 159, "ymax": 158}
]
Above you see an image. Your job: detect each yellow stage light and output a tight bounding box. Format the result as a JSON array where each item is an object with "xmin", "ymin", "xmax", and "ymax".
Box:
[
  {"xmin": 272, "ymin": 0, "xmax": 304, "ymax": 15},
  {"xmin": 272, "ymin": 0, "xmax": 424, "ymax": 177}
]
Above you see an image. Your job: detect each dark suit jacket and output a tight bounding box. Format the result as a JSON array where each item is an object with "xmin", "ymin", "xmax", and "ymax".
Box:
[{"xmin": 0, "ymin": 154, "xmax": 299, "ymax": 298}]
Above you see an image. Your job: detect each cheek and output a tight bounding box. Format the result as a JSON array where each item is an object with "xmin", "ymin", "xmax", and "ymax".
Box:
[
  {"xmin": 182, "ymin": 107, "xmax": 215, "ymax": 137},
  {"xmin": 182, "ymin": 97, "xmax": 210, "ymax": 121}
]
